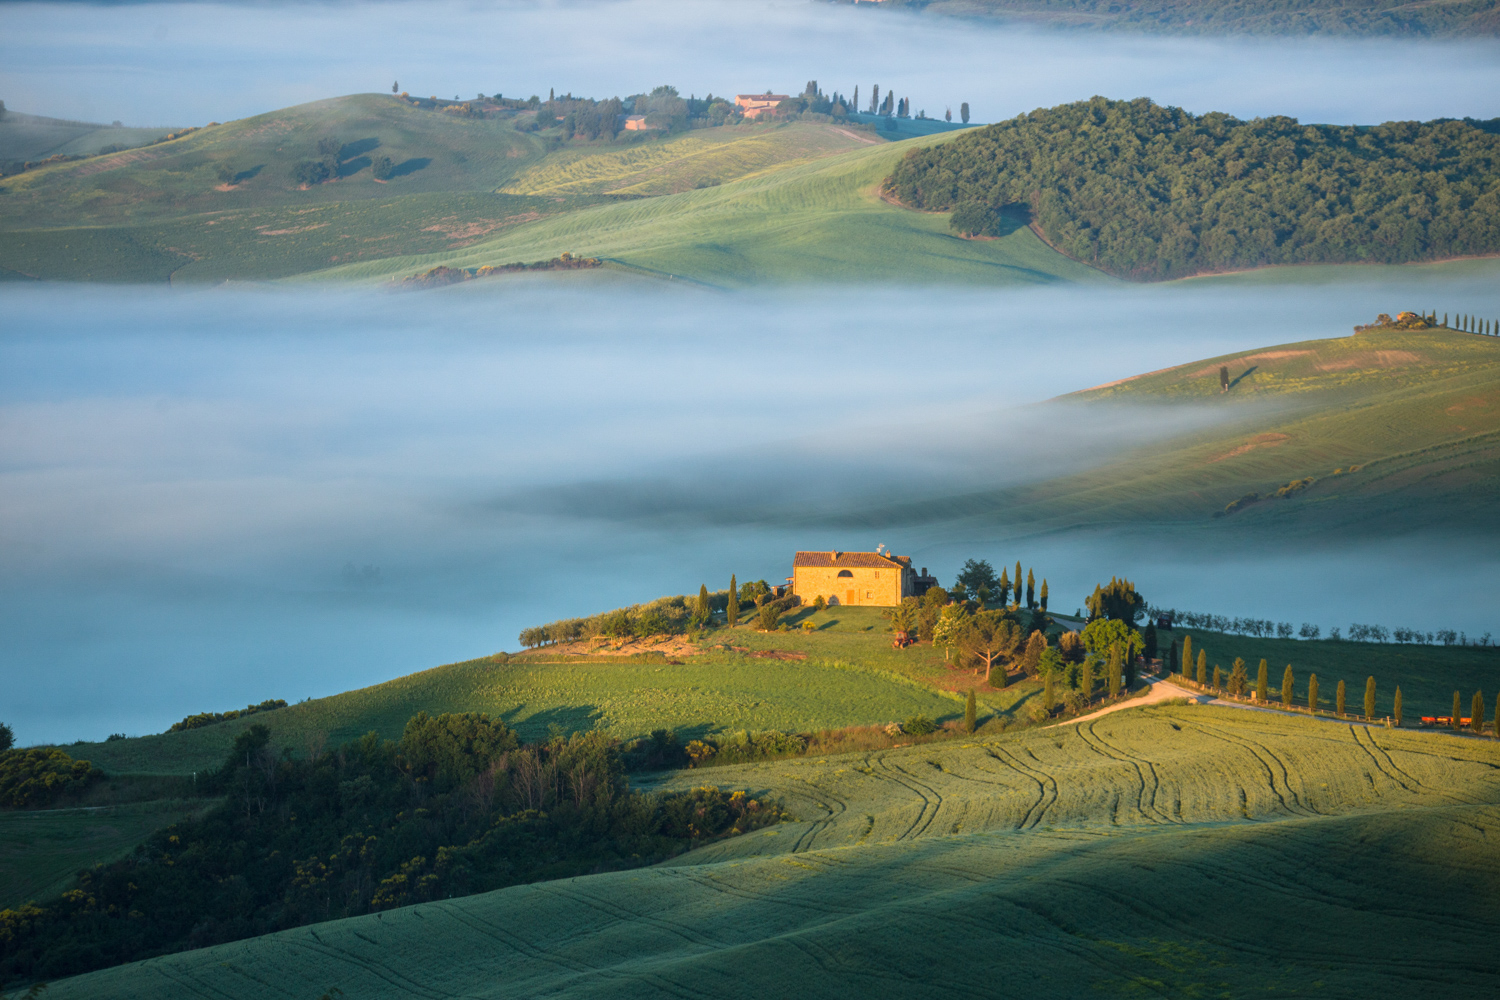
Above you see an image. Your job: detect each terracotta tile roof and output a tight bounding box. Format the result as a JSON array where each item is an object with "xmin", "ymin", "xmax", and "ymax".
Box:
[{"xmin": 793, "ymin": 551, "xmax": 906, "ymax": 569}]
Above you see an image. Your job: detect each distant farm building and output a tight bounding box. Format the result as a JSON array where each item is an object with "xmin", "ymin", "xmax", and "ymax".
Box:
[
  {"xmin": 736, "ymin": 94, "xmax": 789, "ymax": 119},
  {"xmin": 623, "ymin": 115, "xmax": 656, "ymax": 131},
  {"xmin": 791, "ymin": 550, "xmax": 937, "ymax": 607}
]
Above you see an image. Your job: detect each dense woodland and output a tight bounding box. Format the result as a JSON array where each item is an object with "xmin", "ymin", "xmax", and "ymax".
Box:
[
  {"xmin": 887, "ymin": 0, "xmax": 1500, "ymax": 37},
  {"xmin": 883, "ymin": 97, "xmax": 1500, "ymax": 279},
  {"xmin": 0, "ymin": 714, "xmax": 779, "ymax": 985}
]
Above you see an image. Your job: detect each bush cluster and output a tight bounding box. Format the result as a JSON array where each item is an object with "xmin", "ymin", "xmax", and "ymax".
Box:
[
  {"xmin": 883, "ymin": 96, "xmax": 1500, "ymax": 279},
  {"xmin": 0, "ymin": 714, "xmax": 782, "ymax": 983},
  {"xmin": 0, "ymin": 747, "xmax": 99, "ymax": 808},
  {"xmin": 167, "ymin": 698, "xmax": 288, "ymax": 734}
]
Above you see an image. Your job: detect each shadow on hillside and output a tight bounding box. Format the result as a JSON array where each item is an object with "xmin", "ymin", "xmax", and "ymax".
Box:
[
  {"xmin": 991, "ymin": 202, "xmax": 1032, "ymax": 238},
  {"xmin": 389, "ymin": 157, "xmax": 431, "ymax": 178},
  {"xmin": 503, "ymin": 703, "xmax": 602, "ymax": 738},
  {"xmin": 338, "ymin": 137, "xmax": 381, "ymax": 160},
  {"xmin": 1228, "ymin": 365, "xmax": 1259, "ymax": 389},
  {"xmin": 232, "ymin": 164, "xmax": 263, "ymax": 184},
  {"xmin": 338, "ymin": 156, "xmax": 371, "ymax": 178}
]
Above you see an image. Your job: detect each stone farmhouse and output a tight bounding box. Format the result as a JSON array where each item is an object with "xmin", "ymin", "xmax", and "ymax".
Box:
[
  {"xmin": 790, "ymin": 550, "xmax": 938, "ymax": 607},
  {"xmin": 736, "ymin": 94, "xmax": 789, "ymax": 119}
]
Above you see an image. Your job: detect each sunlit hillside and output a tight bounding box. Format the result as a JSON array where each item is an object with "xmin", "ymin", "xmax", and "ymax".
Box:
[{"xmin": 46, "ymin": 707, "xmax": 1500, "ymax": 998}]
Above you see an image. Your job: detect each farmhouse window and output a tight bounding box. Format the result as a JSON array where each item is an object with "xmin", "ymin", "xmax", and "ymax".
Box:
[{"xmin": 837, "ymin": 569, "xmax": 853, "ymax": 577}]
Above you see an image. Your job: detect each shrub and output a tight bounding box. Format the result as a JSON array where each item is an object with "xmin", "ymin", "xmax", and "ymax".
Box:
[
  {"xmin": 903, "ymin": 715, "xmax": 938, "ymax": 736},
  {"xmin": 757, "ymin": 604, "xmax": 782, "ymax": 632},
  {"xmin": 168, "ymin": 699, "xmax": 287, "ymax": 733},
  {"xmin": 292, "ymin": 159, "xmax": 331, "ymax": 185},
  {"xmin": 0, "ymin": 748, "xmax": 100, "ymax": 808},
  {"xmin": 371, "ymin": 155, "xmax": 394, "ymax": 180},
  {"xmin": 949, "ymin": 202, "xmax": 1002, "ymax": 237},
  {"xmin": 812, "ymin": 595, "xmax": 827, "ymax": 611}
]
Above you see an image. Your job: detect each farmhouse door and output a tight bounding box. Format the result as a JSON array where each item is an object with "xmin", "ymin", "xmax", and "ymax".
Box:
[{"xmin": 846, "ymin": 589, "xmax": 856, "ymax": 606}]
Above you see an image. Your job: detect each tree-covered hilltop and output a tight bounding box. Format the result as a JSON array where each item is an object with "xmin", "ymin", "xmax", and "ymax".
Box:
[
  {"xmin": 893, "ymin": 0, "xmax": 1500, "ymax": 38},
  {"xmin": 882, "ymin": 97, "xmax": 1500, "ymax": 280}
]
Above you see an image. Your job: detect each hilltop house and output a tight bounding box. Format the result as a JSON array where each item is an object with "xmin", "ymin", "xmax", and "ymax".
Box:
[
  {"xmin": 735, "ymin": 94, "xmax": 789, "ymax": 119},
  {"xmin": 790, "ymin": 551, "xmax": 938, "ymax": 607}
]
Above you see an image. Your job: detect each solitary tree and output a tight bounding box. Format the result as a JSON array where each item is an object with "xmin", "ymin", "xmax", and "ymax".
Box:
[
  {"xmin": 1473, "ymin": 692, "xmax": 1486, "ymax": 734},
  {"xmin": 726, "ymin": 574, "xmax": 738, "ymax": 627},
  {"xmin": 1181, "ymin": 635, "xmax": 1193, "ymax": 678},
  {"xmin": 960, "ymin": 101, "xmax": 970, "ymax": 124},
  {"xmin": 1337, "ymin": 679, "xmax": 1347, "ymax": 717},
  {"xmin": 1308, "ymin": 673, "xmax": 1319, "ymax": 713},
  {"xmin": 1196, "ymin": 649, "xmax": 1207, "ymax": 686},
  {"xmin": 945, "ymin": 107, "xmax": 952, "ymax": 122},
  {"xmin": 965, "ymin": 688, "xmax": 977, "ymax": 734},
  {"xmin": 1393, "ymin": 686, "xmax": 1403, "ymax": 727},
  {"xmin": 1039, "ymin": 578, "xmax": 1049, "ymax": 611},
  {"xmin": 1452, "ymin": 690, "xmax": 1462, "ymax": 730},
  {"xmin": 1219, "ymin": 365, "xmax": 1230, "ymax": 392},
  {"xmin": 1282, "ymin": 664, "xmax": 1295, "ymax": 708},
  {"xmin": 392, "ymin": 80, "xmax": 399, "ymax": 94},
  {"xmin": 852, "ymin": 85, "xmax": 859, "ymax": 112},
  {"xmin": 1365, "ymin": 676, "xmax": 1377, "ymax": 720},
  {"xmin": 1257, "ymin": 659, "xmax": 1269, "ymax": 702}
]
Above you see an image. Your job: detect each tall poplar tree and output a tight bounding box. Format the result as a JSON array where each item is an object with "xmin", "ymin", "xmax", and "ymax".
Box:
[
  {"xmin": 1257, "ymin": 659, "xmax": 1269, "ymax": 702},
  {"xmin": 1039, "ymin": 579, "xmax": 1049, "ymax": 611},
  {"xmin": 1282, "ymin": 664, "xmax": 1295, "ymax": 707},
  {"xmin": 1393, "ymin": 686, "xmax": 1403, "ymax": 727},
  {"xmin": 1181, "ymin": 635, "xmax": 1192, "ymax": 677},
  {"xmin": 1365, "ymin": 676, "xmax": 1376, "ymax": 720},
  {"xmin": 727, "ymin": 574, "xmax": 738, "ymax": 627},
  {"xmin": 1308, "ymin": 674, "xmax": 1319, "ymax": 713},
  {"xmin": 1337, "ymin": 679, "xmax": 1347, "ymax": 716},
  {"xmin": 1452, "ymin": 690, "xmax": 1462, "ymax": 729},
  {"xmin": 1197, "ymin": 649, "xmax": 1207, "ymax": 686},
  {"xmin": 965, "ymin": 688, "xmax": 977, "ymax": 734},
  {"xmin": 1473, "ymin": 692, "xmax": 1486, "ymax": 734}
]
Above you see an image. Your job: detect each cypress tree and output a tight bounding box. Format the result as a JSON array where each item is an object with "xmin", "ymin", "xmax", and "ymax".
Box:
[
  {"xmin": 727, "ymin": 574, "xmax": 738, "ymax": 627},
  {"xmin": 960, "ymin": 101, "xmax": 970, "ymax": 124},
  {"xmin": 1308, "ymin": 673, "xmax": 1319, "ymax": 713},
  {"xmin": 965, "ymin": 688, "xmax": 977, "ymax": 734},
  {"xmin": 1282, "ymin": 664, "xmax": 1295, "ymax": 707},
  {"xmin": 1081, "ymin": 659, "xmax": 1094, "ymax": 702},
  {"xmin": 1364, "ymin": 676, "xmax": 1376, "ymax": 720},
  {"xmin": 1026, "ymin": 569, "xmax": 1036, "ymax": 608},
  {"xmin": 1014, "ymin": 562, "xmax": 1023, "ymax": 607},
  {"xmin": 1108, "ymin": 645, "xmax": 1122, "ymax": 699},
  {"xmin": 1181, "ymin": 635, "xmax": 1192, "ymax": 678},
  {"xmin": 997, "ymin": 568, "xmax": 1010, "ymax": 606},
  {"xmin": 1393, "ymin": 686, "xmax": 1403, "ymax": 727},
  {"xmin": 1043, "ymin": 671, "xmax": 1056, "ymax": 712},
  {"xmin": 1168, "ymin": 639, "xmax": 1178, "ymax": 677},
  {"xmin": 1213, "ymin": 664, "xmax": 1222, "ymax": 690},
  {"xmin": 1143, "ymin": 622, "xmax": 1158, "ymax": 662},
  {"xmin": 1472, "ymin": 692, "xmax": 1485, "ymax": 734},
  {"xmin": 1337, "ymin": 679, "xmax": 1347, "ymax": 717},
  {"xmin": 698, "ymin": 584, "xmax": 711, "ymax": 622},
  {"xmin": 1039, "ymin": 578, "xmax": 1049, "ymax": 611},
  {"xmin": 1492, "ymin": 690, "xmax": 1499, "ymax": 737},
  {"xmin": 1196, "ymin": 649, "xmax": 1207, "ymax": 686},
  {"xmin": 1257, "ymin": 659, "xmax": 1269, "ymax": 702},
  {"xmin": 1452, "ymin": 690, "xmax": 1462, "ymax": 730}
]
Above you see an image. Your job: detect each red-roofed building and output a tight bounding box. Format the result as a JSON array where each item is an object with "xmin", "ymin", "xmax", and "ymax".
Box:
[{"xmin": 736, "ymin": 94, "xmax": 790, "ymax": 119}]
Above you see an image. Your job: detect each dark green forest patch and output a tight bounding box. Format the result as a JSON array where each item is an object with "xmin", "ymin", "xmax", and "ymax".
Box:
[{"xmin": 883, "ymin": 96, "xmax": 1500, "ymax": 280}]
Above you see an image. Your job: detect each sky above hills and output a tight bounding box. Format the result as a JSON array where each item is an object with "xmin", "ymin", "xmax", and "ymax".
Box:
[{"xmin": 3, "ymin": 0, "xmax": 1499, "ymax": 126}]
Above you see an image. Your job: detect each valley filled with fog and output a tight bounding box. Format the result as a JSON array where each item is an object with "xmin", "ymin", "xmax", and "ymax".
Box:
[{"xmin": 3, "ymin": 275, "xmax": 1497, "ymax": 743}]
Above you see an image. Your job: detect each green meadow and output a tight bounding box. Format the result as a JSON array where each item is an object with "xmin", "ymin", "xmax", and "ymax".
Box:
[
  {"xmin": 850, "ymin": 324, "xmax": 1500, "ymax": 540},
  {"xmin": 44, "ymin": 707, "xmax": 1500, "ymax": 998}
]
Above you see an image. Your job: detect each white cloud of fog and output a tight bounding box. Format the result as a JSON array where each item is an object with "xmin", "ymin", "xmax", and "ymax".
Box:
[
  {"xmin": 2, "ymin": 274, "xmax": 1498, "ymax": 744},
  {"xmin": 2, "ymin": 0, "xmax": 1499, "ymax": 127}
]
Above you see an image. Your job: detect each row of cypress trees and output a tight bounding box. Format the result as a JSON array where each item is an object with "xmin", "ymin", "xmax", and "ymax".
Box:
[{"xmin": 1443, "ymin": 312, "xmax": 1499, "ymax": 336}]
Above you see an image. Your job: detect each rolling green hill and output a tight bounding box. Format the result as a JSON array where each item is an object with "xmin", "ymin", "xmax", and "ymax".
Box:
[
  {"xmin": 913, "ymin": 0, "xmax": 1500, "ymax": 37},
  {"xmin": 0, "ymin": 95, "xmax": 897, "ymax": 283},
  {"xmin": 844, "ymin": 323, "xmax": 1500, "ymax": 539},
  {"xmin": 43, "ymin": 706, "xmax": 1500, "ymax": 998},
  {"xmin": 0, "ymin": 110, "xmax": 178, "ymax": 166}
]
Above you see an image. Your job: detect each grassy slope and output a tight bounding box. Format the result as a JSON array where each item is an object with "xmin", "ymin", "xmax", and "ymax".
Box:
[
  {"xmin": 307, "ymin": 128, "xmax": 1101, "ymax": 287},
  {"xmin": 0, "ymin": 799, "xmax": 211, "ymax": 910},
  {"xmin": 0, "ymin": 96, "xmax": 888, "ymax": 283},
  {"xmin": 49, "ymin": 707, "xmax": 1500, "ymax": 998},
  {"xmin": 849, "ymin": 325, "xmax": 1500, "ymax": 538},
  {"xmin": 0, "ymin": 113, "xmax": 178, "ymax": 163}
]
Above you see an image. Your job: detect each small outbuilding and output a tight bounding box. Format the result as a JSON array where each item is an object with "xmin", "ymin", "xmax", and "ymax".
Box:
[{"xmin": 735, "ymin": 94, "xmax": 789, "ymax": 119}]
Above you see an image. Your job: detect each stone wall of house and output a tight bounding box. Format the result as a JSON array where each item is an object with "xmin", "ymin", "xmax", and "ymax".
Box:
[{"xmin": 793, "ymin": 565, "xmax": 906, "ymax": 607}]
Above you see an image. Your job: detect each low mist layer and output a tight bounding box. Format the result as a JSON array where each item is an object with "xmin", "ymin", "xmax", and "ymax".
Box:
[{"xmin": 2, "ymin": 275, "xmax": 1497, "ymax": 744}]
